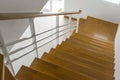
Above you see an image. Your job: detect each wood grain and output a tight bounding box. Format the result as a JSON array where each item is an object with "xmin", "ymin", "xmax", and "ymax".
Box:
[
  {"xmin": 30, "ymin": 58, "xmax": 94, "ymax": 80},
  {"xmin": 5, "ymin": 66, "xmax": 16, "ymax": 80},
  {"xmin": 16, "ymin": 66, "xmax": 57, "ymax": 80},
  {"xmin": 0, "ymin": 10, "xmax": 81, "ymax": 20},
  {"xmin": 78, "ymin": 16, "xmax": 118, "ymax": 43},
  {"xmin": 0, "ymin": 54, "xmax": 4, "ymax": 80},
  {"xmin": 42, "ymin": 53, "xmax": 114, "ymax": 80}
]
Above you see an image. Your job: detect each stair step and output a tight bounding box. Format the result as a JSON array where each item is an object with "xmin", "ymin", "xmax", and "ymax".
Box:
[
  {"xmin": 56, "ymin": 45, "xmax": 114, "ymax": 70},
  {"xmin": 72, "ymin": 18, "xmax": 86, "ymax": 36},
  {"xmin": 60, "ymin": 38, "xmax": 114, "ymax": 59},
  {"xmin": 58, "ymin": 40, "xmax": 114, "ymax": 65},
  {"xmin": 72, "ymin": 34, "xmax": 114, "ymax": 51},
  {"xmin": 0, "ymin": 54, "xmax": 4, "ymax": 80},
  {"xmin": 30, "ymin": 58, "xmax": 94, "ymax": 80},
  {"xmin": 79, "ymin": 18, "xmax": 86, "ymax": 24},
  {"xmin": 42, "ymin": 53, "xmax": 114, "ymax": 80},
  {"xmin": 78, "ymin": 16, "xmax": 118, "ymax": 43},
  {"xmin": 5, "ymin": 66, "xmax": 16, "ymax": 80},
  {"xmin": 70, "ymin": 37, "xmax": 114, "ymax": 54},
  {"xmin": 52, "ymin": 49, "xmax": 114, "ymax": 70},
  {"xmin": 57, "ymin": 43, "xmax": 114, "ymax": 64},
  {"xmin": 49, "ymin": 48, "xmax": 114, "ymax": 76},
  {"xmin": 87, "ymin": 16, "xmax": 118, "ymax": 27},
  {"xmin": 15, "ymin": 66, "xmax": 57, "ymax": 80},
  {"xmin": 72, "ymin": 33, "xmax": 114, "ymax": 50},
  {"xmin": 68, "ymin": 37, "xmax": 114, "ymax": 56}
]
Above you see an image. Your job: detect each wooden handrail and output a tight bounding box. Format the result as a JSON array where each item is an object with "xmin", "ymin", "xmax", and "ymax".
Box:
[{"xmin": 0, "ymin": 10, "xmax": 82, "ymax": 20}]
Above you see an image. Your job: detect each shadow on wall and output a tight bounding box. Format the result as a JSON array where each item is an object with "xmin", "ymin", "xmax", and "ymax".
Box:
[
  {"xmin": 0, "ymin": 0, "xmax": 48, "ymax": 12},
  {"xmin": 0, "ymin": 0, "xmax": 48, "ymax": 48}
]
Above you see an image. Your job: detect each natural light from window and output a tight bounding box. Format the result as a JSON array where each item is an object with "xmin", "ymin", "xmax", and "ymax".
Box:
[{"xmin": 104, "ymin": 0, "xmax": 120, "ymax": 4}]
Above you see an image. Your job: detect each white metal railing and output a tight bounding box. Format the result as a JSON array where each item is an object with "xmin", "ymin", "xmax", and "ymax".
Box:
[{"xmin": 0, "ymin": 10, "xmax": 81, "ymax": 75}]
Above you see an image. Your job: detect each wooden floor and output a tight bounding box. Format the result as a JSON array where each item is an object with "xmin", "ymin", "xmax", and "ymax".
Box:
[{"xmin": 2, "ymin": 16, "xmax": 118, "ymax": 80}]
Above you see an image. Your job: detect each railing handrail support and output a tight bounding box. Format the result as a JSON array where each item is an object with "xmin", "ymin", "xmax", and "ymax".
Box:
[
  {"xmin": 56, "ymin": 16, "xmax": 60, "ymax": 44},
  {"xmin": 29, "ymin": 18, "xmax": 39, "ymax": 57},
  {"xmin": 0, "ymin": 32, "xmax": 15, "ymax": 76},
  {"xmin": 68, "ymin": 15, "xmax": 72, "ymax": 38},
  {"xmin": 76, "ymin": 12, "xmax": 81, "ymax": 33}
]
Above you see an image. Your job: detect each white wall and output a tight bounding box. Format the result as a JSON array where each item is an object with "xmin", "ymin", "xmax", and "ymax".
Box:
[
  {"xmin": 64, "ymin": 0, "xmax": 120, "ymax": 23},
  {"xmin": 115, "ymin": 24, "xmax": 120, "ymax": 80},
  {"xmin": 0, "ymin": 0, "xmax": 48, "ymax": 12},
  {"xmin": 0, "ymin": 0, "xmax": 48, "ymax": 48}
]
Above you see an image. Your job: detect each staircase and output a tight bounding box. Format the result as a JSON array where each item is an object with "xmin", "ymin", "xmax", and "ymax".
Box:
[{"xmin": 0, "ymin": 16, "xmax": 118, "ymax": 80}]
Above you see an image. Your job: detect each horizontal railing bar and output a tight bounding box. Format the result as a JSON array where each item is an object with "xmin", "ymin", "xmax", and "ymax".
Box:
[
  {"xmin": 9, "ymin": 42, "xmax": 35, "ymax": 55},
  {"xmin": 8, "ymin": 29, "xmax": 75, "ymax": 64},
  {"xmin": 36, "ymin": 22, "xmax": 76, "ymax": 37},
  {"xmin": 0, "ymin": 10, "xmax": 82, "ymax": 20},
  {"xmin": 8, "ymin": 48, "xmax": 36, "ymax": 64},
  {"xmin": 8, "ymin": 26, "xmax": 76, "ymax": 56},
  {"xmin": 37, "ymin": 28, "xmax": 76, "ymax": 49},
  {"xmin": 5, "ymin": 22, "xmax": 76, "ymax": 47},
  {"xmin": 6, "ymin": 48, "xmax": 36, "ymax": 65},
  {"xmin": 36, "ymin": 26, "xmax": 76, "ymax": 43},
  {"xmin": 5, "ymin": 36, "xmax": 33, "ymax": 47}
]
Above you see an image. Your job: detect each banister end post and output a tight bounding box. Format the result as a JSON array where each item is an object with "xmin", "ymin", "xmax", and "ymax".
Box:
[
  {"xmin": 76, "ymin": 10, "xmax": 81, "ymax": 33},
  {"xmin": 78, "ymin": 10, "xmax": 82, "ymax": 13}
]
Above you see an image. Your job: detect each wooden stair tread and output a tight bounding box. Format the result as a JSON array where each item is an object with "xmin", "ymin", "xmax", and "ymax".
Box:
[
  {"xmin": 72, "ymin": 34, "xmax": 114, "ymax": 51},
  {"xmin": 68, "ymin": 37, "xmax": 114, "ymax": 56},
  {"xmin": 58, "ymin": 45, "xmax": 114, "ymax": 68},
  {"xmin": 49, "ymin": 48, "xmax": 114, "ymax": 75},
  {"xmin": 42, "ymin": 53, "xmax": 114, "ymax": 80},
  {"xmin": 57, "ymin": 42, "xmax": 114, "ymax": 63},
  {"xmin": 56, "ymin": 45, "xmax": 114, "ymax": 70},
  {"xmin": 30, "ymin": 58, "xmax": 94, "ymax": 80},
  {"xmin": 79, "ymin": 18, "xmax": 86, "ymax": 23},
  {"xmin": 69, "ymin": 37, "xmax": 114, "ymax": 54},
  {"xmin": 60, "ymin": 38, "xmax": 114, "ymax": 58},
  {"xmin": 78, "ymin": 16, "xmax": 118, "ymax": 43},
  {"xmin": 0, "ymin": 54, "xmax": 4, "ymax": 80},
  {"xmin": 72, "ymin": 33, "xmax": 114, "ymax": 49},
  {"xmin": 5, "ymin": 66, "xmax": 16, "ymax": 80},
  {"xmin": 59, "ymin": 39, "xmax": 114, "ymax": 63},
  {"xmin": 16, "ymin": 66, "xmax": 57, "ymax": 80}
]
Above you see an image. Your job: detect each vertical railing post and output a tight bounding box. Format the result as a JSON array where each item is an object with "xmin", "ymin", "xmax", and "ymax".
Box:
[
  {"xmin": 0, "ymin": 32, "xmax": 15, "ymax": 76},
  {"xmin": 56, "ymin": 16, "xmax": 59, "ymax": 44},
  {"xmin": 76, "ymin": 13, "xmax": 80, "ymax": 33},
  {"xmin": 68, "ymin": 15, "xmax": 72, "ymax": 37},
  {"xmin": 29, "ymin": 18, "xmax": 39, "ymax": 58}
]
